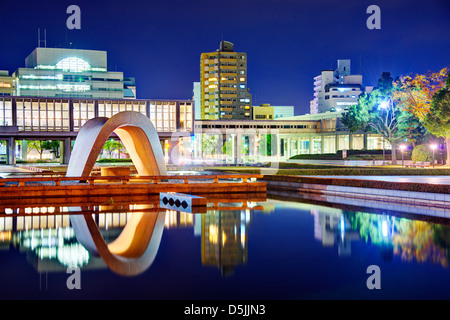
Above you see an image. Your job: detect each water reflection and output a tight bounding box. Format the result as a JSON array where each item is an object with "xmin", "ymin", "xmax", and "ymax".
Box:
[
  {"xmin": 1, "ymin": 196, "xmax": 450, "ymax": 282},
  {"xmin": 304, "ymin": 202, "xmax": 450, "ymax": 267},
  {"xmin": 345, "ymin": 211, "xmax": 449, "ymax": 267},
  {"xmin": 0, "ymin": 197, "xmax": 264, "ymax": 277}
]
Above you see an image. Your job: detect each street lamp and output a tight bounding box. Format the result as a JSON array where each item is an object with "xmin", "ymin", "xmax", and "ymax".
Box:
[
  {"xmin": 378, "ymin": 100, "xmax": 390, "ymax": 165},
  {"xmin": 379, "ymin": 101, "xmax": 390, "ymax": 109},
  {"xmin": 400, "ymin": 144, "xmax": 406, "ymax": 167},
  {"xmin": 431, "ymin": 144, "xmax": 437, "ymax": 168}
]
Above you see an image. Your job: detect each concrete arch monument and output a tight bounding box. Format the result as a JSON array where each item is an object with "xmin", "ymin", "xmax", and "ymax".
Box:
[
  {"xmin": 66, "ymin": 111, "xmax": 168, "ymax": 276},
  {"xmin": 66, "ymin": 111, "xmax": 167, "ymax": 177}
]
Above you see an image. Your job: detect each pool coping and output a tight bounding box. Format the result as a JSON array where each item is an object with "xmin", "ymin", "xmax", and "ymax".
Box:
[{"xmin": 263, "ymin": 175, "xmax": 450, "ymax": 209}]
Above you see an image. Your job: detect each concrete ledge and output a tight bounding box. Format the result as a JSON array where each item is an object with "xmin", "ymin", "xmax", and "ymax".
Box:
[
  {"xmin": 0, "ymin": 182, "xmax": 267, "ymax": 200},
  {"xmin": 264, "ymin": 179, "xmax": 450, "ymax": 209}
]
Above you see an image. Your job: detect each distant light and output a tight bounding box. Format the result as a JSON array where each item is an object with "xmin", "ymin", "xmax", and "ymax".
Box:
[
  {"xmin": 431, "ymin": 144, "xmax": 438, "ymax": 150},
  {"xmin": 379, "ymin": 101, "xmax": 389, "ymax": 109},
  {"xmin": 400, "ymin": 145, "xmax": 407, "ymax": 151}
]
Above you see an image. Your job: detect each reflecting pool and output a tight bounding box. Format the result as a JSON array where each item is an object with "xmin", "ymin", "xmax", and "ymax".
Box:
[{"xmin": 1, "ymin": 194, "xmax": 450, "ymax": 299}]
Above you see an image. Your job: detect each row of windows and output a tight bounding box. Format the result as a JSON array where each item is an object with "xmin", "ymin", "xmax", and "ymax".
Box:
[
  {"xmin": 198, "ymin": 124, "xmax": 318, "ymax": 130},
  {"xmin": 0, "ymin": 98, "xmax": 193, "ymax": 132},
  {"xmin": 324, "ymin": 95, "xmax": 357, "ymax": 100}
]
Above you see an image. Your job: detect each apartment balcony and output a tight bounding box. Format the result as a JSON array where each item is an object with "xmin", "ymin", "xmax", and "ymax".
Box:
[
  {"xmin": 221, "ymin": 79, "xmax": 237, "ymax": 84},
  {"xmin": 220, "ymin": 58, "xmax": 237, "ymax": 63},
  {"xmin": 220, "ymin": 86, "xmax": 237, "ymax": 91},
  {"xmin": 220, "ymin": 65, "xmax": 237, "ymax": 70}
]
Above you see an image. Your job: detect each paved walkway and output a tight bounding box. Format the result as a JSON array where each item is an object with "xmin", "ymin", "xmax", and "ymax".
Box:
[{"xmin": 0, "ymin": 165, "xmax": 34, "ymax": 178}]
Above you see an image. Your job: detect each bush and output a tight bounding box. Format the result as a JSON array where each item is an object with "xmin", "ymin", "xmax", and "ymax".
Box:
[
  {"xmin": 411, "ymin": 144, "xmax": 433, "ymax": 162},
  {"xmin": 213, "ymin": 167, "xmax": 450, "ymax": 176},
  {"xmin": 96, "ymin": 158, "xmax": 133, "ymax": 163}
]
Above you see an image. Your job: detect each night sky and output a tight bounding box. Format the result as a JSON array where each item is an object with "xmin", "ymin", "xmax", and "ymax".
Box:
[{"xmin": 0, "ymin": 0, "xmax": 449, "ymax": 115}]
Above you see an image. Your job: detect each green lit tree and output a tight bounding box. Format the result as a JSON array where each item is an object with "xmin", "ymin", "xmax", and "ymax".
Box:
[
  {"xmin": 341, "ymin": 72, "xmax": 406, "ymax": 164},
  {"xmin": 27, "ymin": 140, "xmax": 61, "ymax": 160},
  {"xmin": 102, "ymin": 139, "xmax": 123, "ymax": 158},
  {"xmin": 422, "ymin": 75, "xmax": 450, "ymax": 164}
]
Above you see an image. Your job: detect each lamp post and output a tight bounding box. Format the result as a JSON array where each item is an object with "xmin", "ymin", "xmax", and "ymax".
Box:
[
  {"xmin": 379, "ymin": 101, "xmax": 389, "ymax": 165},
  {"xmin": 431, "ymin": 144, "xmax": 437, "ymax": 168},
  {"xmin": 400, "ymin": 144, "xmax": 406, "ymax": 167}
]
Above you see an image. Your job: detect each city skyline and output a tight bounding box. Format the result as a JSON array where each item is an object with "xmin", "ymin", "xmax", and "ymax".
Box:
[{"xmin": 0, "ymin": 0, "xmax": 449, "ymax": 115}]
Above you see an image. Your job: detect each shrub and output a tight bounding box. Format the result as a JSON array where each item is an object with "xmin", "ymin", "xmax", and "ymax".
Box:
[{"xmin": 411, "ymin": 144, "xmax": 433, "ymax": 162}]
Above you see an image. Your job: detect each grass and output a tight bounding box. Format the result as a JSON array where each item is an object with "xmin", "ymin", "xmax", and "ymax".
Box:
[{"xmin": 207, "ymin": 163, "xmax": 450, "ymax": 176}]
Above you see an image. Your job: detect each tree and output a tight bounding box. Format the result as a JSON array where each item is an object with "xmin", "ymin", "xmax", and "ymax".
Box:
[
  {"xmin": 396, "ymin": 109, "xmax": 430, "ymax": 147},
  {"xmin": 41, "ymin": 140, "xmax": 61, "ymax": 159},
  {"xmin": 341, "ymin": 72, "xmax": 405, "ymax": 164},
  {"xmin": 340, "ymin": 102, "xmax": 369, "ymax": 133},
  {"xmin": 393, "ymin": 66, "xmax": 449, "ymax": 121},
  {"xmin": 27, "ymin": 140, "xmax": 47, "ymax": 160},
  {"xmin": 102, "ymin": 139, "xmax": 123, "ymax": 158},
  {"xmin": 423, "ymin": 75, "xmax": 450, "ymax": 164}
]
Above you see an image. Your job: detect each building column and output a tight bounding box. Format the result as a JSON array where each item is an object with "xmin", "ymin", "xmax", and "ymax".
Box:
[
  {"xmin": 286, "ymin": 137, "xmax": 291, "ymax": 159},
  {"xmin": 61, "ymin": 138, "xmax": 72, "ymax": 165},
  {"xmin": 21, "ymin": 140, "xmax": 28, "ymax": 161},
  {"xmin": 309, "ymin": 136, "xmax": 313, "ymax": 154},
  {"xmin": 277, "ymin": 135, "xmax": 281, "ymax": 161},
  {"xmin": 236, "ymin": 133, "xmax": 242, "ymax": 164},
  {"xmin": 6, "ymin": 137, "xmax": 16, "ymax": 165},
  {"xmin": 320, "ymin": 135, "xmax": 324, "ymax": 154},
  {"xmin": 335, "ymin": 134, "xmax": 339, "ymax": 153}
]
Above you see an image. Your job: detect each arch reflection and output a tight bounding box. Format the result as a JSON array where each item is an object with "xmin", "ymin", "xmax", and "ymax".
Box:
[{"xmin": 66, "ymin": 111, "xmax": 168, "ymax": 276}]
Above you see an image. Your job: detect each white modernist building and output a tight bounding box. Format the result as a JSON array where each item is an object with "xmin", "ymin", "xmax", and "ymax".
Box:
[
  {"xmin": 310, "ymin": 59, "xmax": 371, "ymax": 114},
  {"xmin": 13, "ymin": 47, "xmax": 135, "ymax": 99}
]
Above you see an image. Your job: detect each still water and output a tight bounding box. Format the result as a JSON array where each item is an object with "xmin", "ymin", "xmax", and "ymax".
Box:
[{"xmin": 1, "ymin": 194, "xmax": 450, "ymax": 300}]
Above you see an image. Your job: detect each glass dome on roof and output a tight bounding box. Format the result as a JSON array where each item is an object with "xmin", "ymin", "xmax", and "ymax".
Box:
[{"xmin": 56, "ymin": 57, "xmax": 91, "ymax": 72}]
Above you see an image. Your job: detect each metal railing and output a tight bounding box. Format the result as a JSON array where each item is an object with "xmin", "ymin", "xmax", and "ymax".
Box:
[{"xmin": 0, "ymin": 174, "xmax": 264, "ymax": 188}]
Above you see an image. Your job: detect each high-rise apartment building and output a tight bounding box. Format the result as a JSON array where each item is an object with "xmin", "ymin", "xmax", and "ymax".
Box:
[
  {"xmin": 310, "ymin": 59, "xmax": 369, "ymax": 114},
  {"xmin": 200, "ymin": 41, "xmax": 252, "ymax": 120},
  {"xmin": 0, "ymin": 71, "xmax": 15, "ymax": 96}
]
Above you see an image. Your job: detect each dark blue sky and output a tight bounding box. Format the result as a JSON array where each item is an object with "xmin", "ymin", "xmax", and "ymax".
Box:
[{"xmin": 0, "ymin": 0, "xmax": 449, "ymax": 115}]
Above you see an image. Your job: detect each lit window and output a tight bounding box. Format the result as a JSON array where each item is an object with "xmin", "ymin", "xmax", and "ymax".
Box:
[
  {"xmin": 239, "ymin": 84, "xmax": 246, "ymax": 89},
  {"xmin": 239, "ymin": 77, "xmax": 246, "ymax": 82},
  {"xmin": 56, "ymin": 57, "xmax": 92, "ymax": 73}
]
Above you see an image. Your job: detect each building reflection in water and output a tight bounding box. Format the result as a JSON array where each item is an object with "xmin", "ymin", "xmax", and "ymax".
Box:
[
  {"xmin": 311, "ymin": 208, "xmax": 360, "ymax": 257},
  {"xmin": 0, "ymin": 200, "xmax": 262, "ymax": 277},
  {"xmin": 3, "ymin": 199, "xmax": 449, "ymax": 276},
  {"xmin": 200, "ymin": 209, "xmax": 251, "ymax": 277}
]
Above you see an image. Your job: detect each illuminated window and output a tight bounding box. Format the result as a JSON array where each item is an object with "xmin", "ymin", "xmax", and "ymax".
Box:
[
  {"xmin": 239, "ymin": 77, "xmax": 245, "ymax": 82},
  {"xmin": 0, "ymin": 98, "xmax": 12, "ymax": 126},
  {"xmin": 56, "ymin": 57, "xmax": 92, "ymax": 73}
]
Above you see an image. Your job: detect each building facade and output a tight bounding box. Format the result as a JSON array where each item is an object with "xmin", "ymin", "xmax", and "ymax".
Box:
[
  {"xmin": 310, "ymin": 59, "xmax": 370, "ymax": 114},
  {"xmin": 0, "ymin": 96, "xmax": 193, "ymax": 164},
  {"xmin": 191, "ymin": 110, "xmax": 387, "ymax": 164},
  {"xmin": 252, "ymin": 104, "xmax": 295, "ymax": 120},
  {"xmin": 13, "ymin": 47, "xmax": 136, "ymax": 99},
  {"xmin": 0, "ymin": 71, "xmax": 15, "ymax": 97},
  {"xmin": 200, "ymin": 41, "xmax": 252, "ymax": 120}
]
